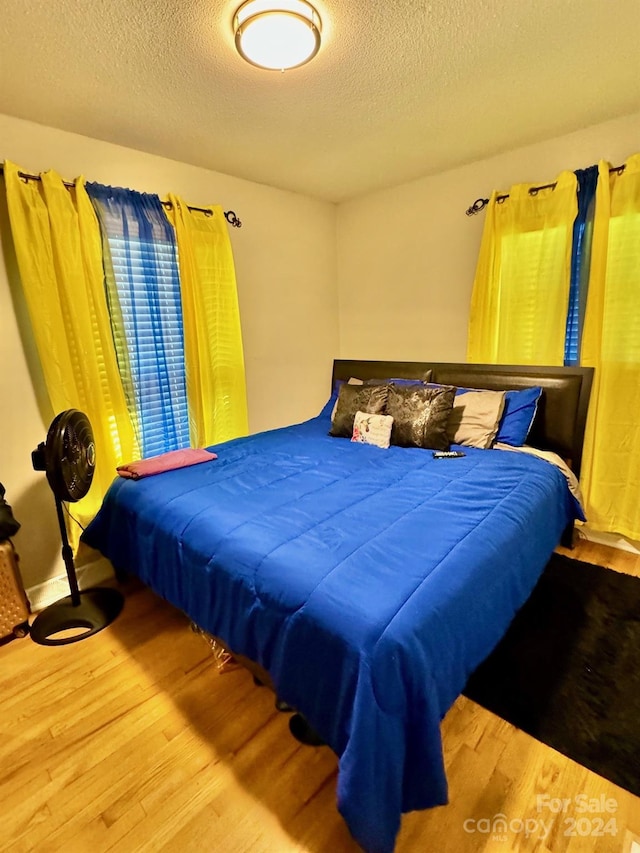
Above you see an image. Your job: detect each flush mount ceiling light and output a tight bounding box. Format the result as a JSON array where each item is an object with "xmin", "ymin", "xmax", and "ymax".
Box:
[{"xmin": 233, "ymin": 0, "xmax": 322, "ymax": 71}]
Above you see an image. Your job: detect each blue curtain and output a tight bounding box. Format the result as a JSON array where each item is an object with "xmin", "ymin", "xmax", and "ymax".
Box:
[
  {"xmin": 564, "ymin": 165, "xmax": 598, "ymax": 366},
  {"xmin": 86, "ymin": 183, "xmax": 190, "ymax": 457}
]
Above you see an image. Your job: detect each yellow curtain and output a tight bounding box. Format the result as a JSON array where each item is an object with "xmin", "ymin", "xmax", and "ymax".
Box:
[
  {"xmin": 468, "ymin": 170, "xmax": 578, "ymax": 365},
  {"xmin": 165, "ymin": 195, "xmax": 248, "ymax": 446},
  {"xmin": 580, "ymin": 154, "xmax": 640, "ymax": 539},
  {"xmin": 4, "ymin": 161, "xmax": 137, "ymax": 548}
]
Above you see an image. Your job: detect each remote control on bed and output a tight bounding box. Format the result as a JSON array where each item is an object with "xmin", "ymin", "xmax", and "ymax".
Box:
[{"xmin": 432, "ymin": 451, "xmax": 466, "ymax": 458}]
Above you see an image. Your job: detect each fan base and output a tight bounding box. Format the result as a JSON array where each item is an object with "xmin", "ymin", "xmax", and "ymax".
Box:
[{"xmin": 30, "ymin": 587, "xmax": 124, "ymax": 646}]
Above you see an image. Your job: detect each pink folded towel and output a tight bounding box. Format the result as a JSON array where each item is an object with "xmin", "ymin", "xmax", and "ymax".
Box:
[{"xmin": 117, "ymin": 448, "xmax": 217, "ymax": 480}]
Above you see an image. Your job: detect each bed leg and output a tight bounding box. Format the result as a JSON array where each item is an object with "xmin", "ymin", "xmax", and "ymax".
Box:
[
  {"xmin": 114, "ymin": 566, "xmax": 129, "ymax": 584},
  {"xmin": 560, "ymin": 522, "xmax": 574, "ymax": 549},
  {"xmin": 289, "ymin": 713, "xmax": 326, "ymax": 746}
]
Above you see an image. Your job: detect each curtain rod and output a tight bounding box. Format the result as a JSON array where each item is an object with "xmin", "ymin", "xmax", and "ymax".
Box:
[
  {"xmin": 0, "ymin": 164, "xmax": 242, "ymax": 228},
  {"xmin": 465, "ymin": 163, "xmax": 626, "ymax": 216}
]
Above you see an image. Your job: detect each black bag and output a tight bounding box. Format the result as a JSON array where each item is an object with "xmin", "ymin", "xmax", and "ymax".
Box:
[{"xmin": 0, "ymin": 483, "xmax": 20, "ymax": 539}]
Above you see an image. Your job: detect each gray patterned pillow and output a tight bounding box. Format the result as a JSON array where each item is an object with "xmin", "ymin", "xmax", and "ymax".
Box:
[
  {"xmin": 329, "ymin": 384, "xmax": 389, "ymax": 438},
  {"xmin": 447, "ymin": 389, "xmax": 506, "ymax": 449},
  {"xmin": 386, "ymin": 384, "xmax": 456, "ymax": 450}
]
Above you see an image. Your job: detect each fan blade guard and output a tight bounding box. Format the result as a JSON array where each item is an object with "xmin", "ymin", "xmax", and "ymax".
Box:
[{"xmin": 44, "ymin": 409, "xmax": 96, "ymax": 503}]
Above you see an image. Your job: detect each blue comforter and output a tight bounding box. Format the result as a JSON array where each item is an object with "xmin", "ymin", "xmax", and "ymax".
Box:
[{"xmin": 83, "ymin": 403, "xmax": 582, "ymax": 852}]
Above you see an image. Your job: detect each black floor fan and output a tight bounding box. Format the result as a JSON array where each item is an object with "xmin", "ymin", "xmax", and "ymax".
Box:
[{"xmin": 30, "ymin": 409, "xmax": 123, "ymax": 646}]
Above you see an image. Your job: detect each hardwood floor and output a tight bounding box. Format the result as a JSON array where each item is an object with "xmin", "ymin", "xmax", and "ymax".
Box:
[{"xmin": 1, "ymin": 539, "xmax": 639, "ymax": 852}]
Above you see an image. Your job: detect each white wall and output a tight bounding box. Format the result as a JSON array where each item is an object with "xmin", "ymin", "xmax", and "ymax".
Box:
[
  {"xmin": 336, "ymin": 111, "xmax": 640, "ymax": 362},
  {"xmin": 0, "ymin": 113, "xmax": 338, "ymax": 591}
]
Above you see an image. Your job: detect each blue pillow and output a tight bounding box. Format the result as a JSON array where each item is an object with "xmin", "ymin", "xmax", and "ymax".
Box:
[
  {"xmin": 319, "ymin": 393, "xmax": 338, "ymax": 419},
  {"xmin": 494, "ymin": 386, "xmax": 542, "ymax": 445},
  {"xmin": 365, "ymin": 377, "xmax": 429, "ymax": 387}
]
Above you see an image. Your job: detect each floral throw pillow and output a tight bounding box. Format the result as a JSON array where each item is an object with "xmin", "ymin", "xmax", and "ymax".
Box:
[{"xmin": 351, "ymin": 411, "xmax": 394, "ymax": 449}]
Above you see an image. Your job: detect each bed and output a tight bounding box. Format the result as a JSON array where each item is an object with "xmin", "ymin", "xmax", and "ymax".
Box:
[{"xmin": 82, "ymin": 360, "xmax": 593, "ymax": 853}]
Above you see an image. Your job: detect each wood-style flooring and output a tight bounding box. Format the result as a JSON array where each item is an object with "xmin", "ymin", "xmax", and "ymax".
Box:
[{"xmin": 1, "ymin": 537, "xmax": 639, "ymax": 852}]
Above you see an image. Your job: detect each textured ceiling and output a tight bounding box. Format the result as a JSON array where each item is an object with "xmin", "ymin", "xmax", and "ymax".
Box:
[{"xmin": 1, "ymin": 0, "xmax": 639, "ymax": 202}]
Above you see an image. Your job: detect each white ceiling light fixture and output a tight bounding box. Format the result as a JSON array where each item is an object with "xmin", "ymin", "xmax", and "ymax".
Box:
[{"xmin": 233, "ymin": 0, "xmax": 322, "ymax": 71}]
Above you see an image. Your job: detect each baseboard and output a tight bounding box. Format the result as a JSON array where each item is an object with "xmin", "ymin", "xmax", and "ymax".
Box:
[
  {"xmin": 26, "ymin": 556, "xmax": 116, "ymax": 613},
  {"xmin": 580, "ymin": 524, "xmax": 640, "ymax": 555},
  {"xmin": 622, "ymin": 830, "xmax": 640, "ymax": 853}
]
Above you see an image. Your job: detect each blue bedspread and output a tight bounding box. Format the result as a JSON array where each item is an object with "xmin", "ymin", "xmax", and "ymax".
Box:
[{"xmin": 83, "ymin": 403, "xmax": 582, "ymax": 852}]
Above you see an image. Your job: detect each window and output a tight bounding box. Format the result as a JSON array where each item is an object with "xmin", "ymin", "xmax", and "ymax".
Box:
[{"xmin": 87, "ymin": 184, "xmax": 190, "ymax": 457}]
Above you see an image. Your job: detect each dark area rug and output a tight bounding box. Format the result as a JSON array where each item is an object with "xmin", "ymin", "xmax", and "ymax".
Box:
[{"xmin": 463, "ymin": 553, "xmax": 640, "ymax": 797}]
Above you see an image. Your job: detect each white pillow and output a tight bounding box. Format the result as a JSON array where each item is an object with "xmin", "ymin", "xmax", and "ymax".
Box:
[{"xmin": 351, "ymin": 411, "xmax": 394, "ymax": 449}]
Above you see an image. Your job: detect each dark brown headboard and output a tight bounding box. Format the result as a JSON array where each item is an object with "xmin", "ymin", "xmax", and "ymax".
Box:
[{"xmin": 331, "ymin": 360, "xmax": 594, "ymax": 477}]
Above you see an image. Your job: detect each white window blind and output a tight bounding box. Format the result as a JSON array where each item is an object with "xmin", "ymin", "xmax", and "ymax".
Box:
[{"xmin": 107, "ymin": 233, "xmax": 190, "ymax": 457}]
